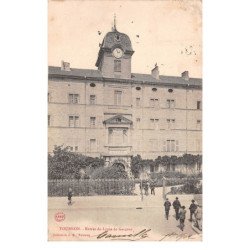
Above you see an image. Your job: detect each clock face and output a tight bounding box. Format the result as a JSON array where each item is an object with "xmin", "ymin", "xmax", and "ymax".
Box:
[{"xmin": 113, "ymin": 48, "xmax": 123, "ymax": 58}]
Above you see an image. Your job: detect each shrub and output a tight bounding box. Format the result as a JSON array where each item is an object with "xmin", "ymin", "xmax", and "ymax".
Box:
[
  {"xmin": 91, "ymin": 165, "xmax": 128, "ymax": 180},
  {"xmin": 168, "ymin": 179, "xmax": 202, "ymax": 194}
]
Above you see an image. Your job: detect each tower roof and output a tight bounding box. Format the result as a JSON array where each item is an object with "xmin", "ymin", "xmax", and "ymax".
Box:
[
  {"xmin": 101, "ymin": 30, "xmax": 133, "ymax": 52},
  {"xmin": 95, "ymin": 29, "xmax": 134, "ymax": 67}
]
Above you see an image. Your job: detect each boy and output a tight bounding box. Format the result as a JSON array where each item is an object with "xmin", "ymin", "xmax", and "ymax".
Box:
[{"xmin": 179, "ymin": 206, "xmax": 186, "ymax": 231}]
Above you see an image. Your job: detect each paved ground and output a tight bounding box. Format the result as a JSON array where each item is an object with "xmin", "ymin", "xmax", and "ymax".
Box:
[{"xmin": 48, "ymin": 186, "xmax": 202, "ymax": 241}]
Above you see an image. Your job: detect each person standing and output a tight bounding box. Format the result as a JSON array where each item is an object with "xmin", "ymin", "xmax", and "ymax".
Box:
[
  {"xmin": 144, "ymin": 182, "xmax": 149, "ymax": 196},
  {"xmin": 173, "ymin": 197, "xmax": 181, "ymax": 220},
  {"xmin": 67, "ymin": 187, "xmax": 73, "ymax": 205},
  {"xmin": 189, "ymin": 199, "xmax": 197, "ymax": 222},
  {"xmin": 150, "ymin": 182, "xmax": 155, "ymax": 195},
  {"xmin": 163, "ymin": 198, "xmax": 171, "ymax": 220},
  {"xmin": 179, "ymin": 206, "xmax": 187, "ymax": 231}
]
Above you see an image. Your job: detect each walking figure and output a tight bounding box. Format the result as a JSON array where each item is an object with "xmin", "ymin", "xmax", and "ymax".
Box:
[
  {"xmin": 163, "ymin": 198, "xmax": 171, "ymax": 220},
  {"xmin": 67, "ymin": 187, "xmax": 73, "ymax": 205},
  {"xmin": 144, "ymin": 182, "xmax": 149, "ymax": 196},
  {"xmin": 179, "ymin": 206, "xmax": 186, "ymax": 231},
  {"xmin": 150, "ymin": 182, "xmax": 155, "ymax": 195},
  {"xmin": 189, "ymin": 199, "xmax": 197, "ymax": 222},
  {"xmin": 173, "ymin": 197, "xmax": 181, "ymax": 220}
]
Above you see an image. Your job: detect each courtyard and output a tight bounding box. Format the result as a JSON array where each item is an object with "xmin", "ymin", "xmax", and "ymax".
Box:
[{"xmin": 48, "ymin": 186, "xmax": 202, "ymax": 241}]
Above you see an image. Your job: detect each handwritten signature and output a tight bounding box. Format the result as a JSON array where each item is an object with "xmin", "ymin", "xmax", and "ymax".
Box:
[
  {"xmin": 96, "ymin": 229, "xmax": 151, "ymax": 241},
  {"xmin": 159, "ymin": 232, "xmax": 197, "ymax": 241}
]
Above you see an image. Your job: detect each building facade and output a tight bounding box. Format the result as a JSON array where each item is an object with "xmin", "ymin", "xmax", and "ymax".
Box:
[{"xmin": 48, "ymin": 26, "xmax": 202, "ymax": 172}]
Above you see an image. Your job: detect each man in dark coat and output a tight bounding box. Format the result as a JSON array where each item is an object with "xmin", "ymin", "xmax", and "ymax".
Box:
[
  {"xmin": 173, "ymin": 197, "xmax": 181, "ymax": 220},
  {"xmin": 150, "ymin": 182, "xmax": 155, "ymax": 195},
  {"xmin": 163, "ymin": 198, "xmax": 171, "ymax": 220},
  {"xmin": 67, "ymin": 187, "xmax": 73, "ymax": 205},
  {"xmin": 189, "ymin": 199, "xmax": 197, "ymax": 222}
]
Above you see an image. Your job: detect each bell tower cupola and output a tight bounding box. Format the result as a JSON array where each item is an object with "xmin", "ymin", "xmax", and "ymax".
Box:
[{"xmin": 95, "ymin": 15, "xmax": 134, "ymax": 79}]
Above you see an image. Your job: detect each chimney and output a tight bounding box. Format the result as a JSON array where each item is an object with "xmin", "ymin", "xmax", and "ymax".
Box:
[
  {"xmin": 61, "ymin": 60, "xmax": 71, "ymax": 71},
  {"xmin": 181, "ymin": 71, "xmax": 189, "ymax": 81},
  {"xmin": 151, "ymin": 63, "xmax": 159, "ymax": 80}
]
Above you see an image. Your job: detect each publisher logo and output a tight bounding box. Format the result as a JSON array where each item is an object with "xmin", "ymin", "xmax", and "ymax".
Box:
[{"xmin": 55, "ymin": 212, "xmax": 65, "ymax": 222}]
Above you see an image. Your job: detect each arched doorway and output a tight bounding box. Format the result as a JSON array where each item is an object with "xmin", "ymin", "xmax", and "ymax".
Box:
[
  {"xmin": 109, "ymin": 159, "xmax": 128, "ymax": 170},
  {"xmin": 112, "ymin": 162, "xmax": 125, "ymax": 169}
]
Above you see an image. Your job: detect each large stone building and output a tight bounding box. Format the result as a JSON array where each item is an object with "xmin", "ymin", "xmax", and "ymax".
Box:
[{"xmin": 48, "ymin": 25, "xmax": 202, "ymax": 173}]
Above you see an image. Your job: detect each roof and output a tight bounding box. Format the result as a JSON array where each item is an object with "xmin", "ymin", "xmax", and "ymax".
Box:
[
  {"xmin": 103, "ymin": 114, "xmax": 133, "ymax": 125},
  {"xmin": 48, "ymin": 66, "xmax": 202, "ymax": 87},
  {"xmin": 102, "ymin": 31, "xmax": 133, "ymax": 52}
]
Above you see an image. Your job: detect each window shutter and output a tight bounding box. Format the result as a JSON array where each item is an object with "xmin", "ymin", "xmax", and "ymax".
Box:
[{"xmin": 75, "ymin": 116, "xmax": 79, "ymax": 127}]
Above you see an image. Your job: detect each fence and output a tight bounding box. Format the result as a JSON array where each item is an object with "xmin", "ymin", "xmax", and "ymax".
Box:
[{"xmin": 48, "ymin": 179, "xmax": 135, "ymax": 197}]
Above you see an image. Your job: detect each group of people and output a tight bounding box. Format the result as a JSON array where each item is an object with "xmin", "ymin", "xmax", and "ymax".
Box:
[
  {"xmin": 164, "ymin": 197, "xmax": 202, "ymax": 231},
  {"xmin": 67, "ymin": 187, "xmax": 202, "ymax": 232},
  {"xmin": 139, "ymin": 181, "xmax": 155, "ymax": 195}
]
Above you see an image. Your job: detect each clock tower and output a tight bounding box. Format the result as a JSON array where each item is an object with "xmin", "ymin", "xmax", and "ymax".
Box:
[{"xmin": 95, "ymin": 20, "xmax": 134, "ymax": 79}]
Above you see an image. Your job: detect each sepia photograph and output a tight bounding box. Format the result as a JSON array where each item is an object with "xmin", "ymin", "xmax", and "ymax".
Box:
[{"xmin": 48, "ymin": 0, "xmax": 202, "ymax": 241}]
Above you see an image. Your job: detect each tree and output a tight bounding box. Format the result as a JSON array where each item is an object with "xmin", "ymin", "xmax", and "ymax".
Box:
[
  {"xmin": 48, "ymin": 146, "xmax": 104, "ymax": 179},
  {"xmin": 131, "ymin": 155, "xmax": 143, "ymax": 178}
]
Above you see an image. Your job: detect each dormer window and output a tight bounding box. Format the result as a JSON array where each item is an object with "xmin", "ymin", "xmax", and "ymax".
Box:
[{"xmin": 115, "ymin": 34, "xmax": 121, "ymax": 42}]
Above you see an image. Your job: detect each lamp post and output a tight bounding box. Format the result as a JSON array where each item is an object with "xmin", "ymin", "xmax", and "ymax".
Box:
[
  {"xmin": 139, "ymin": 165, "xmax": 144, "ymax": 201},
  {"xmin": 162, "ymin": 176, "xmax": 166, "ymax": 200}
]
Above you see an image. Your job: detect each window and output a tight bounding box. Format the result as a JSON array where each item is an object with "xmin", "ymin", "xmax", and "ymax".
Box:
[
  {"xmin": 136, "ymin": 98, "xmax": 141, "ymax": 107},
  {"xmin": 90, "ymin": 83, "xmax": 96, "ymax": 87},
  {"xmin": 114, "ymin": 90, "xmax": 122, "ymax": 105},
  {"xmin": 165, "ymin": 140, "xmax": 179, "ymax": 152},
  {"xmin": 48, "ymin": 115, "xmax": 51, "ymax": 126},
  {"xmin": 136, "ymin": 118, "xmax": 141, "ymax": 123},
  {"xmin": 114, "ymin": 60, "xmax": 121, "ymax": 72},
  {"xmin": 166, "ymin": 99, "xmax": 175, "ymax": 108},
  {"xmin": 197, "ymin": 101, "xmax": 202, "ymax": 110},
  {"xmin": 136, "ymin": 86, "xmax": 141, "ymax": 91},
  {"xmin": 123, "ymin": 129, "xmax": 128, "ymax": 144},
  {"xmin": 108, "ymin": 129, "xmax": 113, "ymax": 144},
  {"xmin": 150, "ymin": 139, "xmax": 158, "ymax": 151},
  {"xmin": 90, "ymin": 117, "xmax": 96, "ymax": 127},
  {"xmin": 90, "ymin": 95, "xmax": 96, "ymax": 105},
  {"xmin": 152, "ymin": 88, "xmax": 157, "ymax": 92},
  {"xmin": 69, "ymin": 116, "xmax": 79, "ymax": 127},
  {"xmin": 167, "ymin": 119, "xmax": 175, "ymax": 129},
  {"xmin": 90, "ymin": 139, "xmax": 96, "ymax": 152},
  {"xmin": 197, "ymin": 119, "xmax": 202, "ymax": 129},
  {"xmin": 150, "ymin": 118, "xmax": 159, "ymax": 129},
  {"xmin": 75, "ymin": 146, "xmax": 78, "ymax": 152},
  {"xmin": 115, "ymin": 34, "xmax": 120, "ymax": 42},
  {"xmin": 150, "ymin": 98, "xmax": 159, "ymax": 108},
  {"xmin": 69, "ymin": 94, "xmax": 79, "ymax": 104},
  {"xmin": 168, "ymin": 88, "xmax": 173, "ymax": 93},
  {"xmin": 196, "ymin": 139, "xmax": 202, "ymax": 151}
]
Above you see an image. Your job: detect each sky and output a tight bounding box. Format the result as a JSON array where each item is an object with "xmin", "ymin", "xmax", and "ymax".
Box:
[{"xmin": 48, "ymin": 0, "xmax": 202, "ymax": 78}]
